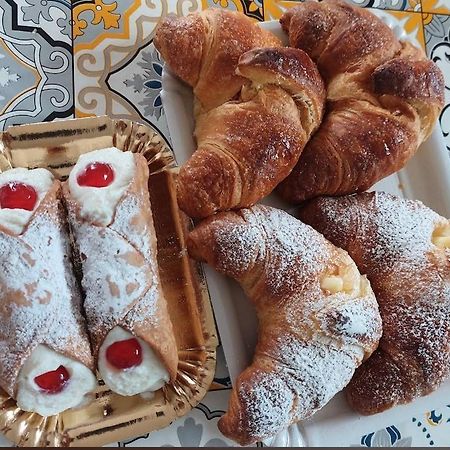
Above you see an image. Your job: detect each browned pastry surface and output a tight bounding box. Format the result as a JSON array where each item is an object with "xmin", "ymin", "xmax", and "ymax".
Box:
[
  {"xmin": 278, "ymin": 0, "xmax": 445, "ymax": 203},
  {"xmin": 0, "ymin": 182, "xmax": 94, "ymax": 397},
  {"xmin": 298, "ymin": 192, "xmax": 450, "ymax": 414},
  {"xmin": 177, "ymin": 47, "xmax": 326, "ymax": 218},
  {"xmin": 154, "ymin": 9, "xmax": 281, "ymax": 112},
  {"xmin": 188, "ymin": 205, "xmax": 381, "ymax": 444},
  {"xmin": 64, "ymin": 154, "xmax": 178, "ymax": 381}
]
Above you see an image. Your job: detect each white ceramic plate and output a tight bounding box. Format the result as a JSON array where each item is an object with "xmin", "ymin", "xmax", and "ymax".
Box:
[{"xmin": 161, "ymin": 16, "xmax": 450, "ymax": 447}]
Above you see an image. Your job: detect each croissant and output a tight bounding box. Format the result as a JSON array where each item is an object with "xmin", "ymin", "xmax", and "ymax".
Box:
[
  {"xmin": 187, "ymin": 205, "xmax": 382, "ymax": 445},
  {"xmin": 177, "ymin": 47, "xmax": 326, "ymax": 218},
  {"xmin": 154, "ymin": 8, "xmax": 281, "ymax": 112},
  {"xmin": 298, "ymin": 192, "xmax": 450, "ymax": 414},
  {"xmin": 277, "ymin": 0, "xmax": 445, "ymax": 203}
]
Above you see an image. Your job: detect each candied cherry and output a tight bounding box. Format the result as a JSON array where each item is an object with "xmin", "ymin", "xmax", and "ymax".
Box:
[
  {"xmin": 34, "ymin": 365, "xmax": 70, "ymax": 394},
  {"xmin": 0, "ymin": 182, "xmax": 37, "ymax": 211},
  {"xmin": 77, "ymin": 162, "xmax": 114, "ymax": 188},
  {"xmin": 106, "ymin": 338, "xmax": 142, "ymax": 370}
]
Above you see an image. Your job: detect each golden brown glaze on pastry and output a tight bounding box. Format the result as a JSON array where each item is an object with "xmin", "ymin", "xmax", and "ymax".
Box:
[
  {"xmin": 177, "ymin": 47, "xmax": 326, "ymax": 218},
  {"xmin": 154, "ymin": 9, "xmax": 281, "ymax": 111},
  {"xmin": 278, "ymin": 0, "xmax": 445, "ymax": 203}
]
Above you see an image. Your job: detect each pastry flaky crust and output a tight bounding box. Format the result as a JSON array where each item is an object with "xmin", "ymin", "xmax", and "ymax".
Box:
[
  {"xmin": 0, "ymin": 181, "xmax": 94, "ymax": 397},
  {"xmin": 154, "ymin": 9, "xmax": 281, "ymax": 112},
  {"xmin": 177, "ymin": 47, "xmax": 326, "ymax": 218},
  {"xmin": 298, "ymin": 192, "xmax": 450, "ymax": 415},
  {"xmin": 278, "ymin": 0, "xmax": 445, "ymax": 203},
  {"xmin": 63, "ymin": 154, "xmax": 178, "ymax": 381},
  {"xmin": 187, "ymin": 205, "xmax": 382, "ymax": 445}
]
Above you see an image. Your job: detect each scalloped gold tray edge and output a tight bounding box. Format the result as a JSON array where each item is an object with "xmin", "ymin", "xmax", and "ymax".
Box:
[{"xmin": 0, "ymin": 116, "xmax": 218, "ymax": 447}]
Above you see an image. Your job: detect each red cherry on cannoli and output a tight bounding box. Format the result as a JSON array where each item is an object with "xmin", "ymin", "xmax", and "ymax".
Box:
[
  {"xmin": 34, "ymin": 365, "xmax": 70, "ymax": 394},
  {"xmin": 77, "ymin": 162, "xmax": 115, "ymax": 188},
  {"xmin": 106, "ymin": 338, "xmax": 143, "ymax": 369},
  {"xmin": 0, "ymin": 182, "xmax": 37, "ymax": 211}
]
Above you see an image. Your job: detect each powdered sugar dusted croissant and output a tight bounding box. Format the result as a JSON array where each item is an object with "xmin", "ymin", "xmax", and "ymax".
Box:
[
  {"xmin": 299, "ymin": 192, "xmax": 450, "ymax": 414},
  {"xmin": 0, "ymin": 168, "xmax": 96, "ymax": 416},
  {"xmin": 177, "ymin": 47, "xmax": 326, "ymax": 218},
  {"xmin": 154, "ymin": 8, "xmax": 281, "ymax": 112},
  {"xmin": 278, "ymin": 0, "xmax": 445, "ymax": 203},
  {"xmin": 188, "ymin": 205, "xmax": 382, "ymax": 445},
  {"xmin": 63, "ymin": 148, "xmax": 178, "ymax": 397}
]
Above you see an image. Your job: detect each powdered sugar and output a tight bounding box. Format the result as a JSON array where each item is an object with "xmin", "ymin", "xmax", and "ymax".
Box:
[
  {"xmin": 108, "ymin": 193, "xmax": 152, "ymax": 263},
  {"xmin": 235, "ymin": 337, "xmax": 360, "ymax": 440},
  {"xmin": 64, "ymin": 152, "xmax": 174, "ymax": 379},
  {"xmin": 189, "ymin": 205, "xmax": 382, "ymax": 444},
  {"xmin": 0, "ymin": 183, "xmax": 94, "ymax": 399},
  {"xmin": 325, "ymin": 296, "xmax": 374, "ymax": 336},
  {"xmin": 209, "ymin": 220, "xmax": 264, "ymax": 279},
  {"xmin": 300, "ymin": 191, "xmax": 450, "ymax": 411},
  {"xmin": 71, "ymin": 221, "xmax": 153, "ymax": 342},
  {"xmin": 235, "ymin": 207, "xmax": 381, "ymax": 348}
]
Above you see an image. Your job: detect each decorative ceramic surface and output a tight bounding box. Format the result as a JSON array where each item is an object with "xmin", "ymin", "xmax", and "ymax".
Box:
[
  {"xmin": 351, "ymin": 406, "xmax": 450, "ymax": 447},
  {"xmin": 0, "ymin": 0, "xmax": 74, "ymax": 129},
  {"xmin": 0, "ymin": 0, "xmax": 449, "ymax": 446},
  {"xmin": 424, "ymin": 11, "xmax": 450, "ymax": 152}
]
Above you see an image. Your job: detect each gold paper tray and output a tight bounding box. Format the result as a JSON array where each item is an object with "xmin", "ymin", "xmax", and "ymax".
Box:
[{"xmin": 0, "ymin": 117, "xmax": 218, "ymax": 447}]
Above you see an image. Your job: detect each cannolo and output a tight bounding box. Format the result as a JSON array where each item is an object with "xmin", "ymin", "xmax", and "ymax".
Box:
[
  {"xmin": 63, "ymin": 148, "xmax": 178, "ymax": 396},
  {"xmin": 0, "ymin": 168, "xmax": 96, "ymax": 416}
]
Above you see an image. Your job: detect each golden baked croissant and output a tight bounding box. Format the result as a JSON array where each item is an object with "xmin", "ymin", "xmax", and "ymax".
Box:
[
  {"xmin": 188, "ymin": 205, "xmax": 382, "ymax": 445},
  {"xmin": 277, "ymin": 0, "xmax": 445, "ymax": 203},
  {"xmin": 177, "ymin": 47, "xmax": 326, "ymax": 218},
  {"xmin": 154, "ymin": 8, "xmax": 281, "ymax": 112},
  {"xmin": 298, "ymin": 192, "xmax": 450, "ymax": 415}
]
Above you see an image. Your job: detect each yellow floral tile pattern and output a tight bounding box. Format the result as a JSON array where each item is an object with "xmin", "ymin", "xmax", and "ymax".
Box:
[
  {"xmin": 389, "ymin": 10, "xmax": 426, "ymax": 48},
  {"xmin": 350, "ymin": 0, "xmax": 421, "ymax": 11},
  {"xmin": 422, "ymin": 0, "xmax": 450, "ymax": 14},
  {"xmin": 73, "ymin": 0, "xmax": 121, "ymax": 39},
  {"xmin": 263, "ymin": 0, "xmax": 299, "ymax": 21}
]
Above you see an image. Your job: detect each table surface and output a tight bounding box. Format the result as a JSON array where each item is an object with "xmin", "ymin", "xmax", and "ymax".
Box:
[{"xmin": 0, "ymin": 0, "xmax": 449, "ymax": 447}]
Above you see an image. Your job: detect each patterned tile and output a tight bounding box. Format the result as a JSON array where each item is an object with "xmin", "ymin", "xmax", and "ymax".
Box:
[
  {"xmin": 353, "ymin": 406, "xmax": 450, "ymax": 447},
  {"xmin": 72, "ymin": 0, "xmax": 202, "ymax": 140},
  {"xmin": 424, "ymin": 12, "xmax": 450, "ymax": 151},
  {"xmin": 347, "ymin": 0, "xmax": 422, "ymax": 11},
  {"xmin": 423, "ymin": 405, "xmax": 450, "ymax": 445},
  {"xmin": 206, "ymin": 0, "xmax": 264, "ymax": 21},
  {"xmin": 263, "ymin": 0, "xmax": 297, "ymax": 21},
  {"xmin": 387, "ymin": 10, "xmax": 426, "ymax": 47},
  {"xmin": 106, "ymin": 42, "xmax": 169, "ymax": 138},
  {"xmin": 0, "ymin": 0, "xmax": 74, "ymax": 131},
  {"xmin": 422, "ymin": 0, "xmax": 450, "ymax": 14}
]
